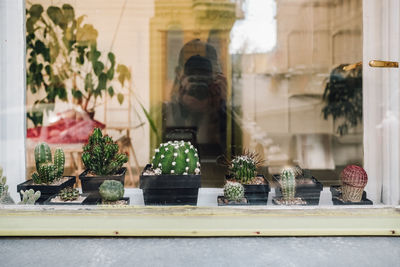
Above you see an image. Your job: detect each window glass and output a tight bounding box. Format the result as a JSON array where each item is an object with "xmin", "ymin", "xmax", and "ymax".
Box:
[{"xmin": 1, "ymin": 0, "xmax": 381, "ymax": 207}]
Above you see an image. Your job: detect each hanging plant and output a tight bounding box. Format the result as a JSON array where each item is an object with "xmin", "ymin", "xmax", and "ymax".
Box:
[
  {"xmin": 26, "ymin": 3, "xmax": 130, "ymax": 126},
  {"xmin": 322, "ymin": 64, "xmax": 363, "ymax": 136}
]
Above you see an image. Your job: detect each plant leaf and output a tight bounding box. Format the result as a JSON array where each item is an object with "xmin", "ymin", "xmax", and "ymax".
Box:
[
  {"xmin": 47, "ymin": 6, "xmax": 67, "ymax": 30},
  {"xmin": 29, "ymin": 4, "xmax": 44, "ymax": 19},
  {"xmin": 62, "ymin": 4, "xmax": 75, "ymax": 23},
  {"xmin": 107, "ymin": 86, "xmax": 114, "ymax": 97},
  {"xmin": 117, "ymin": 93, "xmax": 124, "ymax": 104},
  {"xmin": 93, "ymin": 61, "xmax": 104, "ymax": 76},
  {"xmin": 116, "ymin": 64, "xmax": 131, "ymax": 86},
  {"xmin": 95, "ymin": 73, "xmax": 107, "ymax": 93},
  {"xmin": 76, "ymin": 24, "xmax": 98, "ymax": 45},
  {"xmin": 139, "ymin": 102, "xmax": 159, "ymax": 138},
  {"xmin": 84, "ymin": 73, "xmax": 93, "ymax": 92}
]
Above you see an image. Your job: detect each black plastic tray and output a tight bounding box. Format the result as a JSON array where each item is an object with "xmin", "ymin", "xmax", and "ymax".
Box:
[
  {"xmin": 17, "ymin": 176, "xmax": 76, "ymax": 204},
  {"xmin": 330, "ymin": 185, "xmax": 372, "ymax": 205},
  {"xmin": 43, "ymin": 193, "xmax": 92, "ymax": 205},
  {"xmin": 217, "ymin": 196, "xmax": 248, "ymax": 206},
  {"xmin": 140, "ymin": 164, "xmax": 201, "ymax": 205},
  {"xmin": 273, "ymin": 174, "xmax": 323, "ymax": 205},
  {"xmin": 79, "ymin": 168, "xmax": 126, "ymax": 199},
  {"xmin": 226, "ymin": 175, "xmax": 270, "ymax": 205}
]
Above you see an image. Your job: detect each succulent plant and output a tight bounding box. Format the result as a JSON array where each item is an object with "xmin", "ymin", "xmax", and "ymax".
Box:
[
  {"xmin": 151, "ymin": 140, "xmax": 200, "ymax": 175},
  {"xmin": 223, "ymin": 181, "xmax": 245, "ymax": 202},
  {"xmin": 0, "ymin": 167, "xmax": 15, "ymax": 204},
  {"xmin": 82, "ymin": 128, "xmax": 128, "ymax": 176},
  {"xmin": 19, "ymin": 189, "xmax": 41, "ymax": 205},
  {"xmin": 31, "ymin": 142, "xmax": 65, "ymax": 184},
  {"xmin": 280, "ymin": 167, "xmax": 296, "ymax": 201},
  {"xmin": 340, "ymin": 165, "xmax": 368, "ymax": 202},
  {"xmin": 58, "ymin": 187, "xmax": 79, "ymax": 201},
  {"xmin": 228, "ymin": 151, "xmax": 261, "ymax": 184},
  {"xmin": 99, "ymin": 180, "xmax": 124, "ymax": 202}
]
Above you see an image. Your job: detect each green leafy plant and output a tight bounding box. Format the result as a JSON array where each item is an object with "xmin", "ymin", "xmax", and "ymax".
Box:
[
  {"xmin": 26, "ymin": 3, "xmax": 131, "ymax": 126},
  {"xmin": 31, "ymin": 142, "xmax": 65, "ymax": 184},
  {"xmin": 322, "ymin": 64, "xmax": 362, "ymax": 136},
  {"xmin": 82, "ymin": 128, "xmax": 128, "ymax": 175},
  {"xmin": 99, "ymin": 180, "xmax": 124, "ymax": 203},
  {"xmin": 151, "ymin": 140, "xmax": 201, "ymax": 175}
]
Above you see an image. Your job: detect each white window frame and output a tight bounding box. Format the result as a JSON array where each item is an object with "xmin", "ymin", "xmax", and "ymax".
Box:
[{"xmin": 0, "ymin": 0, "xmax": 399, "ymax": 237}]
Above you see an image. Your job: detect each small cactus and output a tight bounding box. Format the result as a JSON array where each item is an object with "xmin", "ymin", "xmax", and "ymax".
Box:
[
  {"xmin": 99, "ymin": 180, "xmax": 124, "ymax": 202},
  {"xmin": 280, "ymin": 167, "xmax": 296, "ymax": 201},
  {"xmin": 0, "ymin": 167, "xmax": 15, "ymax": 204},
  {"xmin": 31, "ymin": 142, "xmax": 65, "ymax": 184},
  {"xmin": 228, "ymin": 151, "xmax": 262, "ymax": 184},
  {"xmin": 223, "ymin": 181, "xmax": 245, "ymax": 202},
  {"xmin": 82, "ymin": 128, "xmax": 128, "ymax": 175},
  {"xmin": 341, "ymin": 165, "xmax": 368, "ymax": 202},
  {"xmin": 58, "ymin": 187, "xmax": 79, "ymax": 201},
  {"xmin": 19, "ymin": 189, "xmax": 41, "ymax": 204},
  {"xmin": 151, "ymin": 140, "xmax": 200, "ymax": 175}
]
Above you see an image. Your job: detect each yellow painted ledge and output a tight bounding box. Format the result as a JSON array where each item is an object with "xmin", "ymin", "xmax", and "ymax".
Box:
[{"xmin": 0, "ymin": 205, "xmax": 399, "ymax": 236}]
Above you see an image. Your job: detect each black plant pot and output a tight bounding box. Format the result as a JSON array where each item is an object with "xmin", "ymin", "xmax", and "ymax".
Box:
[
  {"xmin": 217, "ymin": 196, "xmax": 248, "ymax": 206},
  {"xmin": 330, "ymin": 185, "xmax": 372, "ymax": 205},
  {"xmin": 140, "ymin": 165, "xmax": 201, "ymax": 205},
  {"xmin": 17, "ymin": 176, "xmax": 76, "ymax": 204},
  {"xmin": 226, "ymin": 175, "xmax": 270, "ymax": 205},
  {"xmin": 79, "ymin": 167, "xmax": 126, "ymax": 199},
  {"xmin": 43, "ymin": 193, "xmax": 92, "ymax": 205},
  {"xmin": 273, "ymin": 174, "xmax": 323, "ymax": 205}
]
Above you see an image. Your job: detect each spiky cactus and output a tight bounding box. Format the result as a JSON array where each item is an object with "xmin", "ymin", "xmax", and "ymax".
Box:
[
  {"xmin": 82, "ymin": 128, "xmax": 128, "ymax": 175},
  {"xmin": 280, "ymin": 167, "xmax": 296, "ymax": 201},
  {"xmin": 151, "ymin": 141, "xmax": 200, "ymax": 175},
  {"xmin": 19, "ymin": 189, "xmax": 41, "ymax": 204},
  {"xmin": 99, "ymin": 180, "xmax": 124, "ymax": 202},
  {"xmin": 31, "ymin": 142, "xmax": 65, "ymax": 184},
  {"xmin": 223, "ymin": 181, "xmax": 245, "ymax": 202},
  {"xmin": 229, "ymin": 153, "xmax": 260, "ymax": 184},
  {"xmin": 0, "ymin": 167, "xmax": 14, "ymax": 204},
  {"xmin": 58, "ymin": 187, "xmax": 79, "ymax": 201}
]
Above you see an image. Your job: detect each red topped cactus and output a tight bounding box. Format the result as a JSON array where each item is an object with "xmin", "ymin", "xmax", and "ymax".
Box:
[{"xmin": 340, "ymin": 165, "xmax": 368, "ymax": 202}]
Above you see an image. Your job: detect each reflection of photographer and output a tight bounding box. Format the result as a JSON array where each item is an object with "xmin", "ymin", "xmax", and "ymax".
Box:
[{"xmin": 164, "ymin": 39, "xmax": 227, "ymax": 156}]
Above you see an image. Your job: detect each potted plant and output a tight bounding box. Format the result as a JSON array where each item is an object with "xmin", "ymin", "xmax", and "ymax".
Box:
[
  {"xmin": 273, "ymin": 167, "xmax": 306, "ymax": 205},
  {"xmin": 18, "ymin": 189, "xmax": 41, "ymax": 205},
  {"xmin": 225, "ymin": 152, "xmax": 270, "ymax": 205},
  {"xmin": 217, "ymin": 181, "xmax": 247, "ymax": 206},
  {"xmin": 79, "ymin": 128, "xmax": 128, "ymax": 199},
  {"xmin": 273, "ymin": 166, "xmax": 323, "ymax": 205},
  {"xmin": 330, "ymin": 165, "xmax": 372, "ymax": 205},
  {"xmin": 0, "ymin": 166, "xmax": 15, "ymax": 204},
  {"xmin": 140, "ymin": 140, "xmax": 201, "ymax": 205},
  {"xmin": 44, "ymin": 187, "xmax": 92, "ymax": 205},
  {"xmin": 17, "ymin": 142, "xmax": 75, "ymax": 203},
  {"xmin": 99, "ymin": 180, "xmax": 129, "ymax": 205}
]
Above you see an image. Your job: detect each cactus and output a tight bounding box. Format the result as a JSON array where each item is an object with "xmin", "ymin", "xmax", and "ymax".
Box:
[
  {"xmin": 223, "ymin": 181, "xmax": 245, "ymax": 202},
  {"xmin": 280, "ymin": 167, "xmax": 296, "ymax": 201},
  {"xmin": 0, "ymin": 167, "xmax": 15, "ymax": 204},
  {"xmin": 99, "ymin": 180, "xmax": 124, "ymax": 202},
  {"xmin": 340, "ymin": 165, "xmax": 368, "ymax": 202},
  {"xmin": 82, "ymin": 128, "xmax": 128, "ymax": 175},
  {"xmin": 58, "ymin": 187, "xmax": 79, "ymax": 201},
  {"xmin": 228, "ymin": 152, "xmax": 261, "ymax": 184},
  {"xmin": 31, "ymin": 142, "xmax": 65, "ymax": 184},
  {"xmin": 19, "ymin": 189, "xmax": 41, "ymax": 204},
  {"xmin": 151, "ymin": 140, "xmax": 200, "ymax": 175}
]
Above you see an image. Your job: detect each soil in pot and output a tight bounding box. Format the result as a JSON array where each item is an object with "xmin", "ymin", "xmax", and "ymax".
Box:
[
  {"xmin": 17, "ymin": 176, "xmax": 76, "ymax": 204},
  {"xmin": 44, "ymin": 193, "xmax": 91, "ymax": 205}
]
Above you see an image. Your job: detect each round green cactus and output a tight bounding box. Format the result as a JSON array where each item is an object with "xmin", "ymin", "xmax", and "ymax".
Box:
[
  {"xmin": 82, "ymin": 128, "xmax": 128, "ymax": 175},
  {"xmin": 99, "ymin": 180, "xmax": 124, "ymax": 202},
  {"xmin": 31, "ymin": 142, "xmax": 65, "ymax": 184},
  {"xmin": 223, "ymin": 181, "xmax": 245, "ymax": 202},
  {"xmin": 58, "ymin": 187, "xmax": 79, "ymax": 201},
  {"xmin": 151, "ymin": 141, "xmax": 200, "ymax": 175},
  {"xmin": 229, "ymin": 152, "xmax": 260, "ymax": 184},
  {"xmin": 280, "ymin": 167, "xmax": 296, "ymax": 201}
]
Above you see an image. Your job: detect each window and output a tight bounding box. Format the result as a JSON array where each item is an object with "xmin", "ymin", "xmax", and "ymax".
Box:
[{"xmin": 0, "ymin": 0, "xmax": 399, "ymax": 236}]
